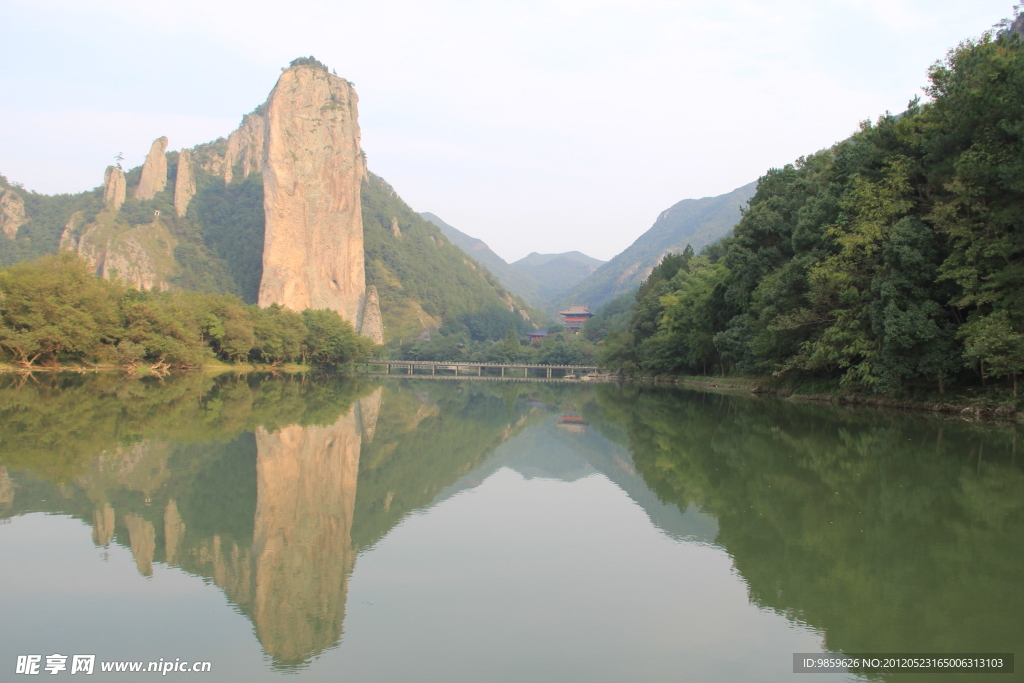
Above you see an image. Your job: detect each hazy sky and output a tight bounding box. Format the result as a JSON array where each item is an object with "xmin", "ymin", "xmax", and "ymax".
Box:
[{"xmin": 0, "ymin": 0, "xmax": 1013, "ymax": 262}]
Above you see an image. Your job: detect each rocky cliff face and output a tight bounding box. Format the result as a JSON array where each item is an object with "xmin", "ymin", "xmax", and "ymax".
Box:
[
  {"xmin": 0, "ymin": 190, "xmax": 26, "ymax": 239},
  {"xmin": 135, "ymin": 137, "xmax": 169, "ymax": 200},
  {"xmin": 174, "ymin": 149, "xmax": 196, "ymax": 217},
  {"xmin": 259, "ymin": 64, "xmax": 367, "ymax": 328},
  {"xmin": 103, "ymin": 166, "xmax": 126, "ymax": 211},
  {"xmin": 70, "ymin": 218, "xmax": 177, "ymax": 291},
  {"xmin": 224, "ymin": 112, "xmax": 264, "ymax": 184}
]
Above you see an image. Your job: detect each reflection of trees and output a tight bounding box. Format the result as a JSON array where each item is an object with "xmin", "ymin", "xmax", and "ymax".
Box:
[{"xmin": 591, "ymin": 385, "xmax": 1024, "ymax": 664}]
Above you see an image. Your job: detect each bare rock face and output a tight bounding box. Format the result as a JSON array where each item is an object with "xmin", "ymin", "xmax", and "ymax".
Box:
[
  {"xmin": 134, "ymin": 136, "xmax": 169, "ymax": 200},
  {"xmin": 259, "ymin": 64, "xmax": 367, "ymax": 327},
  {"xmin": 103, "ymin": 166, "xmax": 126, "ymax": 211},
  {"xmin": 174, "ymin": 149, "xmax": 196, "ymax": 217},
  {"xmin": 389, "ymin": 216, "xmax": 400, "ymax": 238},
  {"xmin": 359, "ymin": 285, "xmax": 384, "ymax": 344},
  {"xmin": 224, "ymin": 112, "xmax": 265, "ymax": 183},
  {"xmin": 59, "ymin": 211, "xmax": 85, "ymax": 250},
  {"xmin": 75, "ymin": 218, "xmax": 177, "ymax": 290},
  {"xmin": 0, "ymin": 190, "xmax": 26, "ymax": 239}
]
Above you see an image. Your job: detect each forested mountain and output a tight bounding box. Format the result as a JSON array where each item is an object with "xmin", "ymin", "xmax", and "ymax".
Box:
[
  {"xmin": 364, "ymin": 175, "xmax": 538, "ymax": 343},
  {"xmin": 420, "ymin": 212, "xmax": 604, "ymax": 311},
  {"xmin": 597, "ymin": 29, "xmax": 1024, "ymax": 397},
  {"xmin": 509, "ymin": 251, "xmax": 604, "ymax": 309},
  {"xmin": 559, "ymin": 182, "xmax": 756, "ymax": 311}
]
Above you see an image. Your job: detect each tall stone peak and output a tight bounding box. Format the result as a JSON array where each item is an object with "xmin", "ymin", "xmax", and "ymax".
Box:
[
  {"xmin": 258, "ymin": 63, "xmax": 367, "ymax": 327},
  {"xmin": 0, "ymin": 189, "xmax": 26, "ymax": 239},
  {"xmin": 135, "ymin": 136, "xmax": 169, "ymax": 200},
  {"xmin": 360, "ymin": 285, "xmax": 384, "ymax": 344},
  {"xmin": 103, "ymin": 166, "xmax": 126, "ymax": 211},
  {"xmin": 174, "ymin": 149, "xmax": 196, "ymax": 217}
]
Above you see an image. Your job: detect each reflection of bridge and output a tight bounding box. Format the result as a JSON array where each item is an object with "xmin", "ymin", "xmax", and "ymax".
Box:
[{"xmin": 351, "ymin": 360, "xmax": 601, "ymax": 380}]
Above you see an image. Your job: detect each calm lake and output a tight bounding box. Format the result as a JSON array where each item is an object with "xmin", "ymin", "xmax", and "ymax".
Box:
[{"xmin": 1, "ymin": 374, "xmax": 1021, "ymax": 682}]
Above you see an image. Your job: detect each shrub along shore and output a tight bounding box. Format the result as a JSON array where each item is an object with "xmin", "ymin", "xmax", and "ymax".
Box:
[{"xmin": 0, "ymin": 253, "xmax": 377, "ymax": 372}]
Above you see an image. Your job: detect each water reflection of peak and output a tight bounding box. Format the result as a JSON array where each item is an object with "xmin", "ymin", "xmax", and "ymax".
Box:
[
  {"xmin": 0, "ymin": 376, "xmax": 560, "ymax": 668},
  {"xmin": 428, "ymin": 410, "xmax": 720, "ymax": 545}
]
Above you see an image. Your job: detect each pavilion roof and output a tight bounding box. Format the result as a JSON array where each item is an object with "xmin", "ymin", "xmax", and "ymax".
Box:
[{"xmin": 558, "ymin": 304, "xmax": 593, "ymax": 316}]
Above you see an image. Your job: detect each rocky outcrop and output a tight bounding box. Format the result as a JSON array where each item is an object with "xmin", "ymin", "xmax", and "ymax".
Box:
[
  {"xmin": 59, "ymin": 211, "xmax": 85, "ymax": 250},
  {"xmin": 259, "ymin": 64, "xmax": 367, "ymax": 327},
  {"xmin": 0, "ymin": 190, "xmax": 26, "ymax": 239},
  {"xmin": 174, "ymin": 149, "xmax": 196, "ymax": 217},
  {"xmin": 359, "ymin": 285, "xmax": 384, "ymax": 343},
  {"xmin": 134, "ymin": 136, "xmax": 168, "ymax": 200},
  {"xmin": 390, "ymin": 216, "xmax": 400, "ymax": 238},
  {"xmin": 224, "ymin": 113, "xmax": 264, "ymax": 184},
  {"xmin": 75, "ymin": 220, "xmax": 177, "ymax": 291},
  {"xmin": 103, "ymin": 166, "xmax": 126, "ymax": 211}
]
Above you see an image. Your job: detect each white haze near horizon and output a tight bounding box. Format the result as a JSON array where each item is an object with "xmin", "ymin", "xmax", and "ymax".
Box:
[{"xmin": 0, "ymin": 0, "xmax": 1013, "ymax": 262}]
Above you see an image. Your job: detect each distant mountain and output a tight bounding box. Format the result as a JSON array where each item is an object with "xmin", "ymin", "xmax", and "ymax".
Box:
[
  {"xmin": 510, "ymin": 251, "xmax": 603, "ymax": 309},
  {"xmin": 421, "ymin": 212, "xmax": 604, "ymax": 311},
  {"xmin": 557, "ymin": 181, "xmax": 757, "ymax": 310},
  {"xmin": 420, "ymin": 211, "xmax": 537, "ymax": 298}
]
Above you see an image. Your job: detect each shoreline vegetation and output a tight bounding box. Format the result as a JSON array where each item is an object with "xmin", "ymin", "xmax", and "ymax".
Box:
[
  {"xmin": 0, "ymin": 253, "xmax": 378, "ymax": 374},
  {"xmin": 583, "ymin": 29, "xmax": 1024, "ymax": 422},
  {"xmin": 629, "ymin": 374, "xmax": 1023, "ymax": 421},
  {"xmin": 3, "ymin": 358, "xmax": 1021, "ymax": 422}
]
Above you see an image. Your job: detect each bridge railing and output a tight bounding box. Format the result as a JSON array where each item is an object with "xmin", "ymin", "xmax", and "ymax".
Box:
[{"xmin": 347, "ymin": 359, "xmax": 604, "ymax": 380}]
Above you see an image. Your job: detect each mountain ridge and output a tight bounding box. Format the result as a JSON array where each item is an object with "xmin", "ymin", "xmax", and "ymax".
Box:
[
  {"xmin": 420, "ymin": 212, "xmax": 604, "ymax": 311},
  {"xmin": 557, "ymin": 181, "xmax": 757, "ymax": 310}
]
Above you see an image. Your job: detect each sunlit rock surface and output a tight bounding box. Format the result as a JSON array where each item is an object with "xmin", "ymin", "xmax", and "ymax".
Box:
[
  {"xmin": 258, "ymin": 64, "xmax": 367, "ymax": 328},
  {"xmin": 134, "ymin": 137, "xmax": 168, "ymax": 201}
]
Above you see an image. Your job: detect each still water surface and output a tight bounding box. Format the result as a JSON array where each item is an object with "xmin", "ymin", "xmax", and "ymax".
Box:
[{"xmin": 0, "ymin": 374, "xmax": 1021, "ymax": 682}]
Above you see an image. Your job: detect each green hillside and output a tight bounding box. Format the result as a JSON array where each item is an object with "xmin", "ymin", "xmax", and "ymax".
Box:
[
  {"xmin": 559, "ymin": 181, "xmax": 756, "ymax": 310},
  {"xmin": 363, "ymin": 174, "xmax": 539, "ymax": 344},
  {"xmin": 420, "ymin": 211, "xmax": 538, "ymax": 299}
]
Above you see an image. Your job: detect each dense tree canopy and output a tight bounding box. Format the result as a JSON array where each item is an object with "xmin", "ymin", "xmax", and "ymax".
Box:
[
  {"xmin": 0, "ymin": 253, "xmax": 376, "ymax": 368},
  {"xmin": 597, "ymin": 32, "xmax": 1024, "ymax": 396}
]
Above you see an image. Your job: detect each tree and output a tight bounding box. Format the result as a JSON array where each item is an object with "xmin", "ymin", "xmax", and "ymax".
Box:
[
  {"xmin": 0, "ymin": 252, "xmax": 122, "ymax": 366},
  {"xmin": 252, "ymin": 305, "xmax": 307, "ymax": 364},
  {"xmin": 960, "ymin": 310, "xmax": 1024, "ymax": 396},
  {"xmin": 302, "ymin": 309, "xmax": 373, "ymax": 364}
]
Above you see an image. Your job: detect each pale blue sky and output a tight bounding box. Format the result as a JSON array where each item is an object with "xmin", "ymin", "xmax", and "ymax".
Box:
[{"xmin": 0, "ymin": 0, "xmax": 1014, "ymax": 261}]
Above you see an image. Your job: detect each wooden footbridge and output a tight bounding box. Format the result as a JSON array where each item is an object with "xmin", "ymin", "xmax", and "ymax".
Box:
[{"xmin": 350, "ymin": 360, "xmax": 602, "ymax": 381}]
